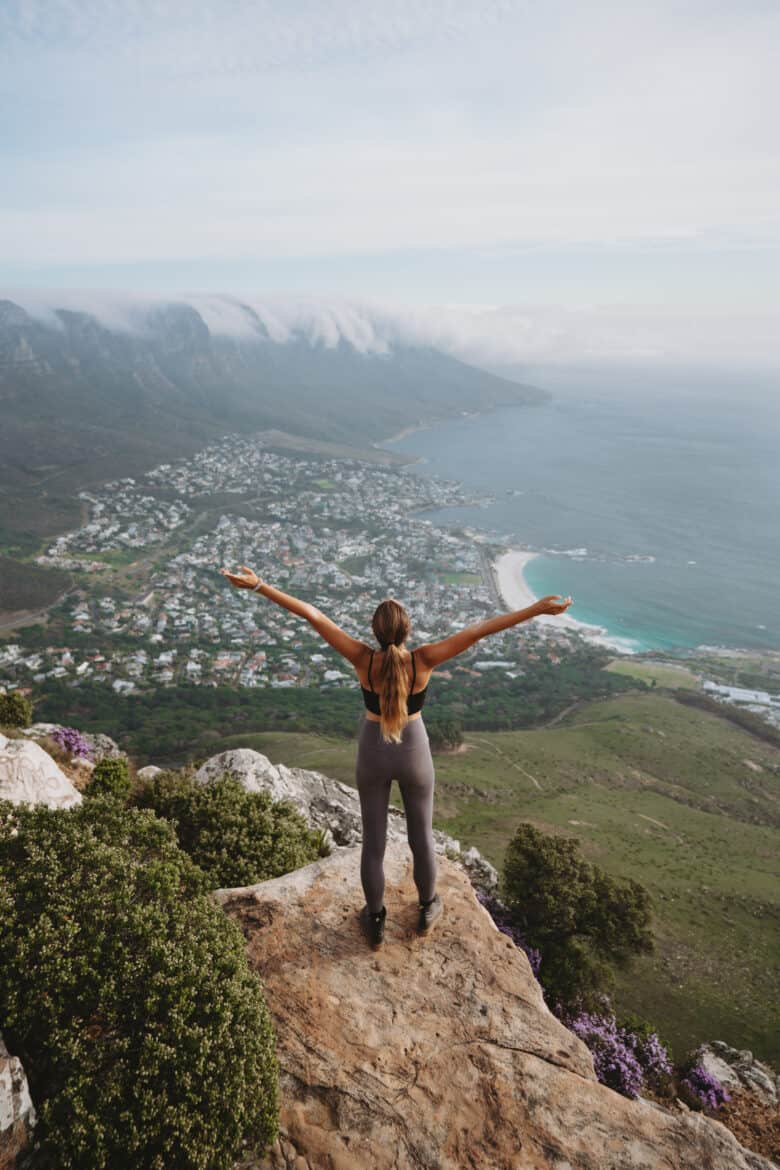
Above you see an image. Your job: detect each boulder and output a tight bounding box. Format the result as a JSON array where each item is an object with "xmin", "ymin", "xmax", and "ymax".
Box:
[
  {"xmin": 699, "ymin": 1042, "xmax": 778, "ymax": 1106},
  {"xmin": 0, "ymin": 1035, "xmax": 36, "ymax": 1170},
  {"xmin": 0, "ymin": 738, "xmax": 82, "ymax": 810},
  {"xmin": 136, "ymin": 765, "xmax": 164, "ymax": 781},
  {"xmin": 219, "ymin": 842, "xmax": 774, "ymax": 1170},
  {"xmin": 196, "ymin": 748, "xmax": 498, "ymax": 892}
]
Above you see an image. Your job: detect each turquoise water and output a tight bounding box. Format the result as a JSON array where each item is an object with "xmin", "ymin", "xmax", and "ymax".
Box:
[{"xmin": 383, "ymin": 363, "xmax": 780, "ymax": 654}]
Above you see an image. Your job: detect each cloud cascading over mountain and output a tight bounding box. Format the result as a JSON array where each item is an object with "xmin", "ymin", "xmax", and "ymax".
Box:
[
  {"xmin": 0, "ymin": 293, "xmax": 549, "ymax": 525},
  {"xmin": 5, "ymin": 290, "xmax": 779, "ymax": 369}
]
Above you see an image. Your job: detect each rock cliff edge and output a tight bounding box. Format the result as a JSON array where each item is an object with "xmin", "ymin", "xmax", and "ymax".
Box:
[{"xmin": 217, "ymin": 840, "xmax": 773, "ymax": 1170}]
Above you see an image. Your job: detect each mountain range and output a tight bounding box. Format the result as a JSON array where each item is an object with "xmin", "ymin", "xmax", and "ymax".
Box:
[{"xmin": 0, "ymin": 296, "xmax": 548, "ymax": 546}]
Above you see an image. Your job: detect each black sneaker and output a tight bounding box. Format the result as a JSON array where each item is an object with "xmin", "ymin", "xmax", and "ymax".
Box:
[
  {"xmin": 417, "ymin": 894, "xmax": 443, "ymax": 934},
  {"xmin": 359, "ymin": 904, "xmax": 386, "ymax": 947}
]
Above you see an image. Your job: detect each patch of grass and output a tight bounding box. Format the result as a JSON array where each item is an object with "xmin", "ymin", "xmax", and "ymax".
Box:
[
  {"xmin": 438, "ymin": 571, "xmax": 483, "ymax": 585},
  {"xmin": 91, "ymin": 547, "xmax": 145, "ymax": 567},
  {"xmin": 605, "ymin": 659, "xmax": 700, "ymax": 689}
]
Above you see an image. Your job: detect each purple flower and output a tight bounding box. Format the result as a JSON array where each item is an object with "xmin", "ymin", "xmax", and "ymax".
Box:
[
  {"xmin": 566, "ymin": 1011, "xmax": 645, "ymax": 1099},
  {"xmin": 50, "ymin": 726, "xmax": 94, "ymax": 759},
  {"xmin": 681, "ymin": 1055, "xmax": 730, "ymax": 1111},
  {"xmin": 476, "ymin": 891, "xmax": 543, "ymax": 977},
  {"xmin": 629, "ymin": 1030, "xmax": 673, "ymax": 1085}
]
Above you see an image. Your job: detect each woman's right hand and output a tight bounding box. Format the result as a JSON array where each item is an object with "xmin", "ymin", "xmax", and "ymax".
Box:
[
  {"xmin": 220, "ymin": 564, "xmax": 261, "ymax": 590},
  {"xmin": 534, "ymin": 594, "xmax": 573, "ymax": 615}
]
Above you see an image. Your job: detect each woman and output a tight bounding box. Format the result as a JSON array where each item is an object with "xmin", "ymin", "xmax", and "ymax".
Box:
[{"xmin": 220, "ymin": 563, "xmax": 573, "ymax": 948}]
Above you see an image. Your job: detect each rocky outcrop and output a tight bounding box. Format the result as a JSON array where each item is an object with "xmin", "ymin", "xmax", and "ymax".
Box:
[
  {"xmin": 0, "ymin": 1035, "xmax": 35, "ymax": 1170},
  {"xmin": 0, "ymin": 737, "xmax": 82, "ymax": 809},
  {"xmin": 20, "ymin": 723, "xmax": 122, "ymax": 761},
  {"xmin": 219, "ymin": 841, "xmax": 774, "ymax": 1170},
  {"xmin": 196, "ymin": 748, "xmax": 499, "ymax": 892},
  {"xmin": 699, "ymin": 1042, "xmax": 778, "ymax": 1105}
]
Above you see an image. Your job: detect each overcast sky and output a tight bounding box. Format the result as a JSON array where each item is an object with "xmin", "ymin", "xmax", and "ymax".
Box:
[{"xmin": 2, "ymin": 0, "xmax": 779, "ymax": 364}]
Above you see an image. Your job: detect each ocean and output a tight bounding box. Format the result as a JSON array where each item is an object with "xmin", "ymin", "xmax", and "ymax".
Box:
[{"xmin": 382, "ymin": 362, "xmax": 779, "ymax": 655}]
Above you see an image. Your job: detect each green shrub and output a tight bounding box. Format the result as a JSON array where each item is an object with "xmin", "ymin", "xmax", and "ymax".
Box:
[
  {"xmin": 501, "ymin": 822, "xmax": 653, "ymax": 1010},
  {"xmin": 0, "ymin": 797, "xmax": 279, "ymax": 1170},
  {"xmin": 133, "ymin": 770, "xmax": 321, "ymax": 888},
  {"xmin": 312, "ymin": 827, "xmax": 333, "ymax": 857},
  {"xmin": 85, "ymin": 757, "xmax": 131, "ymax": 800},
  {"xmin": 0, "ymin": 690, "xmax": 33, "ymax": 728},
  {"xmin": 426, "ymin": 719, "xmax": 463, "ymax": 751}
]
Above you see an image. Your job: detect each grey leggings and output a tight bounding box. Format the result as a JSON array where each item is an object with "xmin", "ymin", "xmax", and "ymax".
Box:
[{"xmin": 355, "ymin": 716, "xmax": 437, "ymax": 913}]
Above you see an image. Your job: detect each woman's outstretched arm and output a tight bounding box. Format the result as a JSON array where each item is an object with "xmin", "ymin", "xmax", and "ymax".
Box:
[
  {"xmin": 220, "ymin": 564, "xmax": 368, "ymax": 665},
  {"xmin": 417, "ymin": 594, "xmax": 573, "ymax": 669}
]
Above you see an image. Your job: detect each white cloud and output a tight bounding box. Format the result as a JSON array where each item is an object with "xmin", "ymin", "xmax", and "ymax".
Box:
[{"xmin": 5, "ymin": 289, "xmax": 780, "ymax": 368}]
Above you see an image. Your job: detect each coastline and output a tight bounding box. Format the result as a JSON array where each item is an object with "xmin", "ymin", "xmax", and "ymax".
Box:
[
  {"xmin": 492, "ymin": 548, "xmax": 640, "ymax": 654},
  {"xmin": 380, "ymin": 412, "xmax": 648, "ymax": 658},
  {"xmin": 375, "ymin": 419, "xmax": 435, "ymax": 446}
]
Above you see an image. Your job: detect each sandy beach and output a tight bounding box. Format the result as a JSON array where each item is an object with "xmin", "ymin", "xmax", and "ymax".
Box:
[
  {"xmin": 493, "ymin": 549, "xmax": 542, "ymax": 611},
  {"xmin": 491, "ymin": 547, "xmax": 637, "ymax": 652}
]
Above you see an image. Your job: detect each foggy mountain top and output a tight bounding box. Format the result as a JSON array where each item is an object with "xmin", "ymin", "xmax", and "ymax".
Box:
[{"xmin": 3, "ymin": 290, "xmax": 780, "ymax": 371}]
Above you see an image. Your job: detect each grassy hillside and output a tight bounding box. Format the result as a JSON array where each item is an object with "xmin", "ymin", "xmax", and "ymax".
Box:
[{"xmin": 202, "ymin": 691, "xmax": 780, "ymax": 1064}]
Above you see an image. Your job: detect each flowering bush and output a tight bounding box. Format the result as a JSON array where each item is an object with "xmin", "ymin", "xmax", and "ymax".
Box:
[
  {"xmin": 680, "ymin": 1052, "xmax": 730, "ymax": 1111},
  {"xmin": 476, "ymin": 890, "xmax": 542, "ymax": 977},
  {"xmin": 562, "ymin": 1010, "xmax": 673, "ymax": 1100},
  {"xmin": 50, "ymin": 725, "xmax": 94, "ymax": 759},
  {"xmin": 566, "ymin": 1011, "xmax": 645, "ymax": 1098},
  {"xmin": 622, "ymin": 1020, "xmax": 673, "ymax": 1090}
]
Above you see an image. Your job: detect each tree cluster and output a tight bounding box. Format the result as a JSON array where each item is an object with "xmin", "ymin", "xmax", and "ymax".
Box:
[{"xmin": 501, "ymin": 822, "xmax": 653, "ymax": 1010}]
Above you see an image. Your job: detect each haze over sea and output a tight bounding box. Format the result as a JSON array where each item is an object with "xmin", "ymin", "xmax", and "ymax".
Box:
[{"xmin": 383, "ymin": 363, "xmax": 780, "ymax": 655}]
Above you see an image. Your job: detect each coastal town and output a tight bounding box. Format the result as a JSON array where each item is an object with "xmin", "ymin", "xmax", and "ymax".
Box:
[{"xmin": 1, "ymin": 433, "xmax": 583, "ymax": 696}]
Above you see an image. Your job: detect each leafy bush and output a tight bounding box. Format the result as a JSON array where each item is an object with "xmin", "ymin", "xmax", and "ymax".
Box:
[
  {"xmin": 501, "ymin": 822, "xmax": 653, "ymax": 1010},
  {"xmin": 426, "ymin": 719, "xmax": 463, "ymax": 751},
  {"xmin": 86, "ymin": 756, "xmax": 131, "ymax": 800},
  {"xmin": 0, "ymin": 797, "xmax": 278, "ymax": 1170},
  {"xmin": 49, "ymin": 725, "xmax": 94, "ymax": 759},
  {"xmin": 0, "ymin": 690, "xmax": 33, "ymax": 728},
  {"xmin": 132, "ymin": 770, "xmax": 322, "ymax": 888}
]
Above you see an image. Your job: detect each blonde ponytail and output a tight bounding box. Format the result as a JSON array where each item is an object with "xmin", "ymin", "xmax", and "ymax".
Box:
[
  {"xmin": 379, "ymin": 643, "xmax": 409, "ymax": 743},
  {"xmin": 370, "ymin": 598, "xmax": 412, "ymax": 743}
]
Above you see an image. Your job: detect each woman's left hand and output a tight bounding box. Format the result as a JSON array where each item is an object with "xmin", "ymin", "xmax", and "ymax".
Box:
[{"xmin": 220, "ymin": 564, "xmax": 261, "ymax": 590}]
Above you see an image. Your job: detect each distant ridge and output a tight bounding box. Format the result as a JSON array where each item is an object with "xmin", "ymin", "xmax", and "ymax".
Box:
[{"xmin": 0, "ymin": 296, "xmax": 548, "ymax": 542}]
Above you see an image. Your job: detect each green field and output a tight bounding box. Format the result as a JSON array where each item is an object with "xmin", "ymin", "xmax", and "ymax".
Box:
[
  {"xmin": 437, "ymin": 571, "xmax": 483, "ymax": 585},
  {"xmin": 605, "ymin": 658, "xmax": 700, "ymax": 690},
  {"xmin": 207, "ymin": 691, "xmax": 780, "ymax": 1064},
  {"xmin": 0, "ymin": 555, "xmax": 73, "ymax": 616}
]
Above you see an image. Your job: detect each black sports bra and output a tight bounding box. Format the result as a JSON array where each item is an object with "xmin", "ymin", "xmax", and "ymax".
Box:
[{"xmin": 360, "ymin": 648, "xmax": 428, "ymax": 715}]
